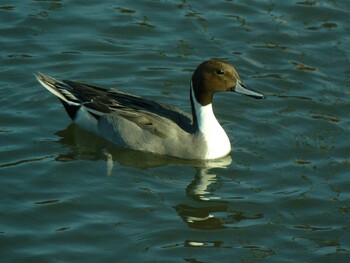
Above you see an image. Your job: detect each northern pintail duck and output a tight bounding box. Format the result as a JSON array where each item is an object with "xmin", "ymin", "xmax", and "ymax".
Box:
[{"xmin": 35, "ymin": 60, "xmax": 264, "ymax": 160}]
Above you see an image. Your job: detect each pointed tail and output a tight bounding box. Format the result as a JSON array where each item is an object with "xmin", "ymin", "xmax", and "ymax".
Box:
[{"xmin": 34, "ymin": 72, "xmax": 81, "ymax": 106}]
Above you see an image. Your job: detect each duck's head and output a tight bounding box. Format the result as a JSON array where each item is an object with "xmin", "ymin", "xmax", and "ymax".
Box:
[{"xmin": 191, "ymin": 59, "xmax": 265, "ymax": 106}]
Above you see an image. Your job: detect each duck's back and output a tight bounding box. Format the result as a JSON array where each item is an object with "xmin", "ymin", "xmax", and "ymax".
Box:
[{"xmin": 36, "ymin": 73, "xmax": 208, "ymax": 159}]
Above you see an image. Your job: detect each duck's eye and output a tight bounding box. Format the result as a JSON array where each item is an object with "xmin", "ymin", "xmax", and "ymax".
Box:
[{"xmin": 216, "ymin": 69, "xmax": 225, "ymax": 75}]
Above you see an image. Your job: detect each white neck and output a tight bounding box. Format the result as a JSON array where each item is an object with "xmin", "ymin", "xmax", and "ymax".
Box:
[{"xmin": 191, "ymin": 84, "xmax": 231, "ymax": 159}]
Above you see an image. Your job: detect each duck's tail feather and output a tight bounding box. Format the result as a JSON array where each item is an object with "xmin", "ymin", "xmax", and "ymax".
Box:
[
  {"xmin": 34, "ymin": 72, "xmax": 81, "ymax": 106},
  {"xmin": 35, "ymin": 72, "xmax": 83, "ymax": 120}
]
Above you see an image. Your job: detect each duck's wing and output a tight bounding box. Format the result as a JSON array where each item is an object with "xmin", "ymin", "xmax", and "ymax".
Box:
[{"xmin": 35, "ymin": 73, "xmax": 193, "ymax": 135}]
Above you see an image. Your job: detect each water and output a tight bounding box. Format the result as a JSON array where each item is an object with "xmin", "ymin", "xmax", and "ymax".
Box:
[{"xmin": 1, "ymin": 0, "xmax": 349, "ymax": 262}]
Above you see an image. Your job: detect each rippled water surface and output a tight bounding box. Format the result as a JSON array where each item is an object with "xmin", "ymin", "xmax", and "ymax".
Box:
[{"xmin": 1, "ymin": 0, "xmax": 350, "ymax": 262}]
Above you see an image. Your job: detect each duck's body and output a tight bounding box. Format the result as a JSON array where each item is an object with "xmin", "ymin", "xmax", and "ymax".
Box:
[{"xmin": 35, "ymin": 60, "xmax": 264, "ymax": 160}]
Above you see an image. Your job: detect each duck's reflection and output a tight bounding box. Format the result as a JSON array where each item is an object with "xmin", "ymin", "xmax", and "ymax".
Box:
[
  {"xmin": 54, "ymin": 124, "xmax": 260, "ymax": 233},
  {"xmin": 187, "ymin": 168, "xmax": 222, "ymax": 202},
  {"xmin": 176, "ymin": 168, "xmax": 228, "ymax": 230}
]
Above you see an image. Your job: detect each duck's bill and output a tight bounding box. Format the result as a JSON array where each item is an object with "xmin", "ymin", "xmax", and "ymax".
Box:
[{"xmin": 232, "ymin": 80, "xmax": 265, "ymax": 99}]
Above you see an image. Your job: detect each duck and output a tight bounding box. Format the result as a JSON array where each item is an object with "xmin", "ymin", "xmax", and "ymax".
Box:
[{"xmin": 35, "ymin": 59, "xmax": 264, "ymax": 160}]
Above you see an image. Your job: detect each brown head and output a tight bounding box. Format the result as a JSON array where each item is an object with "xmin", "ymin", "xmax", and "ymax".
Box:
[{"xmin": 191, "ymin": 59, "xmax": 264, "ymax": 106}]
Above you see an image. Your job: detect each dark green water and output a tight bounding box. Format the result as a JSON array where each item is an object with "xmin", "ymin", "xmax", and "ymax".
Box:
[{"xmin": 1, "ymin": 1, "xmax": 349, "ymax": 262}]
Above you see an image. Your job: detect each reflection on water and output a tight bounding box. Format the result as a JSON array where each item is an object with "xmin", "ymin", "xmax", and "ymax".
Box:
[
  {"xmin": 187, "ymin": 169, "xmax": 222, "ymax": 202},
  {"xmin": 176, "ymin": 167, "xmax": 264, "ymax": 232},
  {"xmin": 177, "ymin": 167, "xmax": 228, "ymax": 230},
  {"xmin": 55, "ymin": 124, "xmax": 263, "ymax": 236}
]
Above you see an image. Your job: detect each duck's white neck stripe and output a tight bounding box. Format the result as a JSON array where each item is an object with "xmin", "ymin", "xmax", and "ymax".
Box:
[
  {"xmin": 190, "ymin": 82, "xmax": 231, "ymax": 159},
  {"xmin": 190, "ymin": 81, "xmax": 218, "ymax": 132}
]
